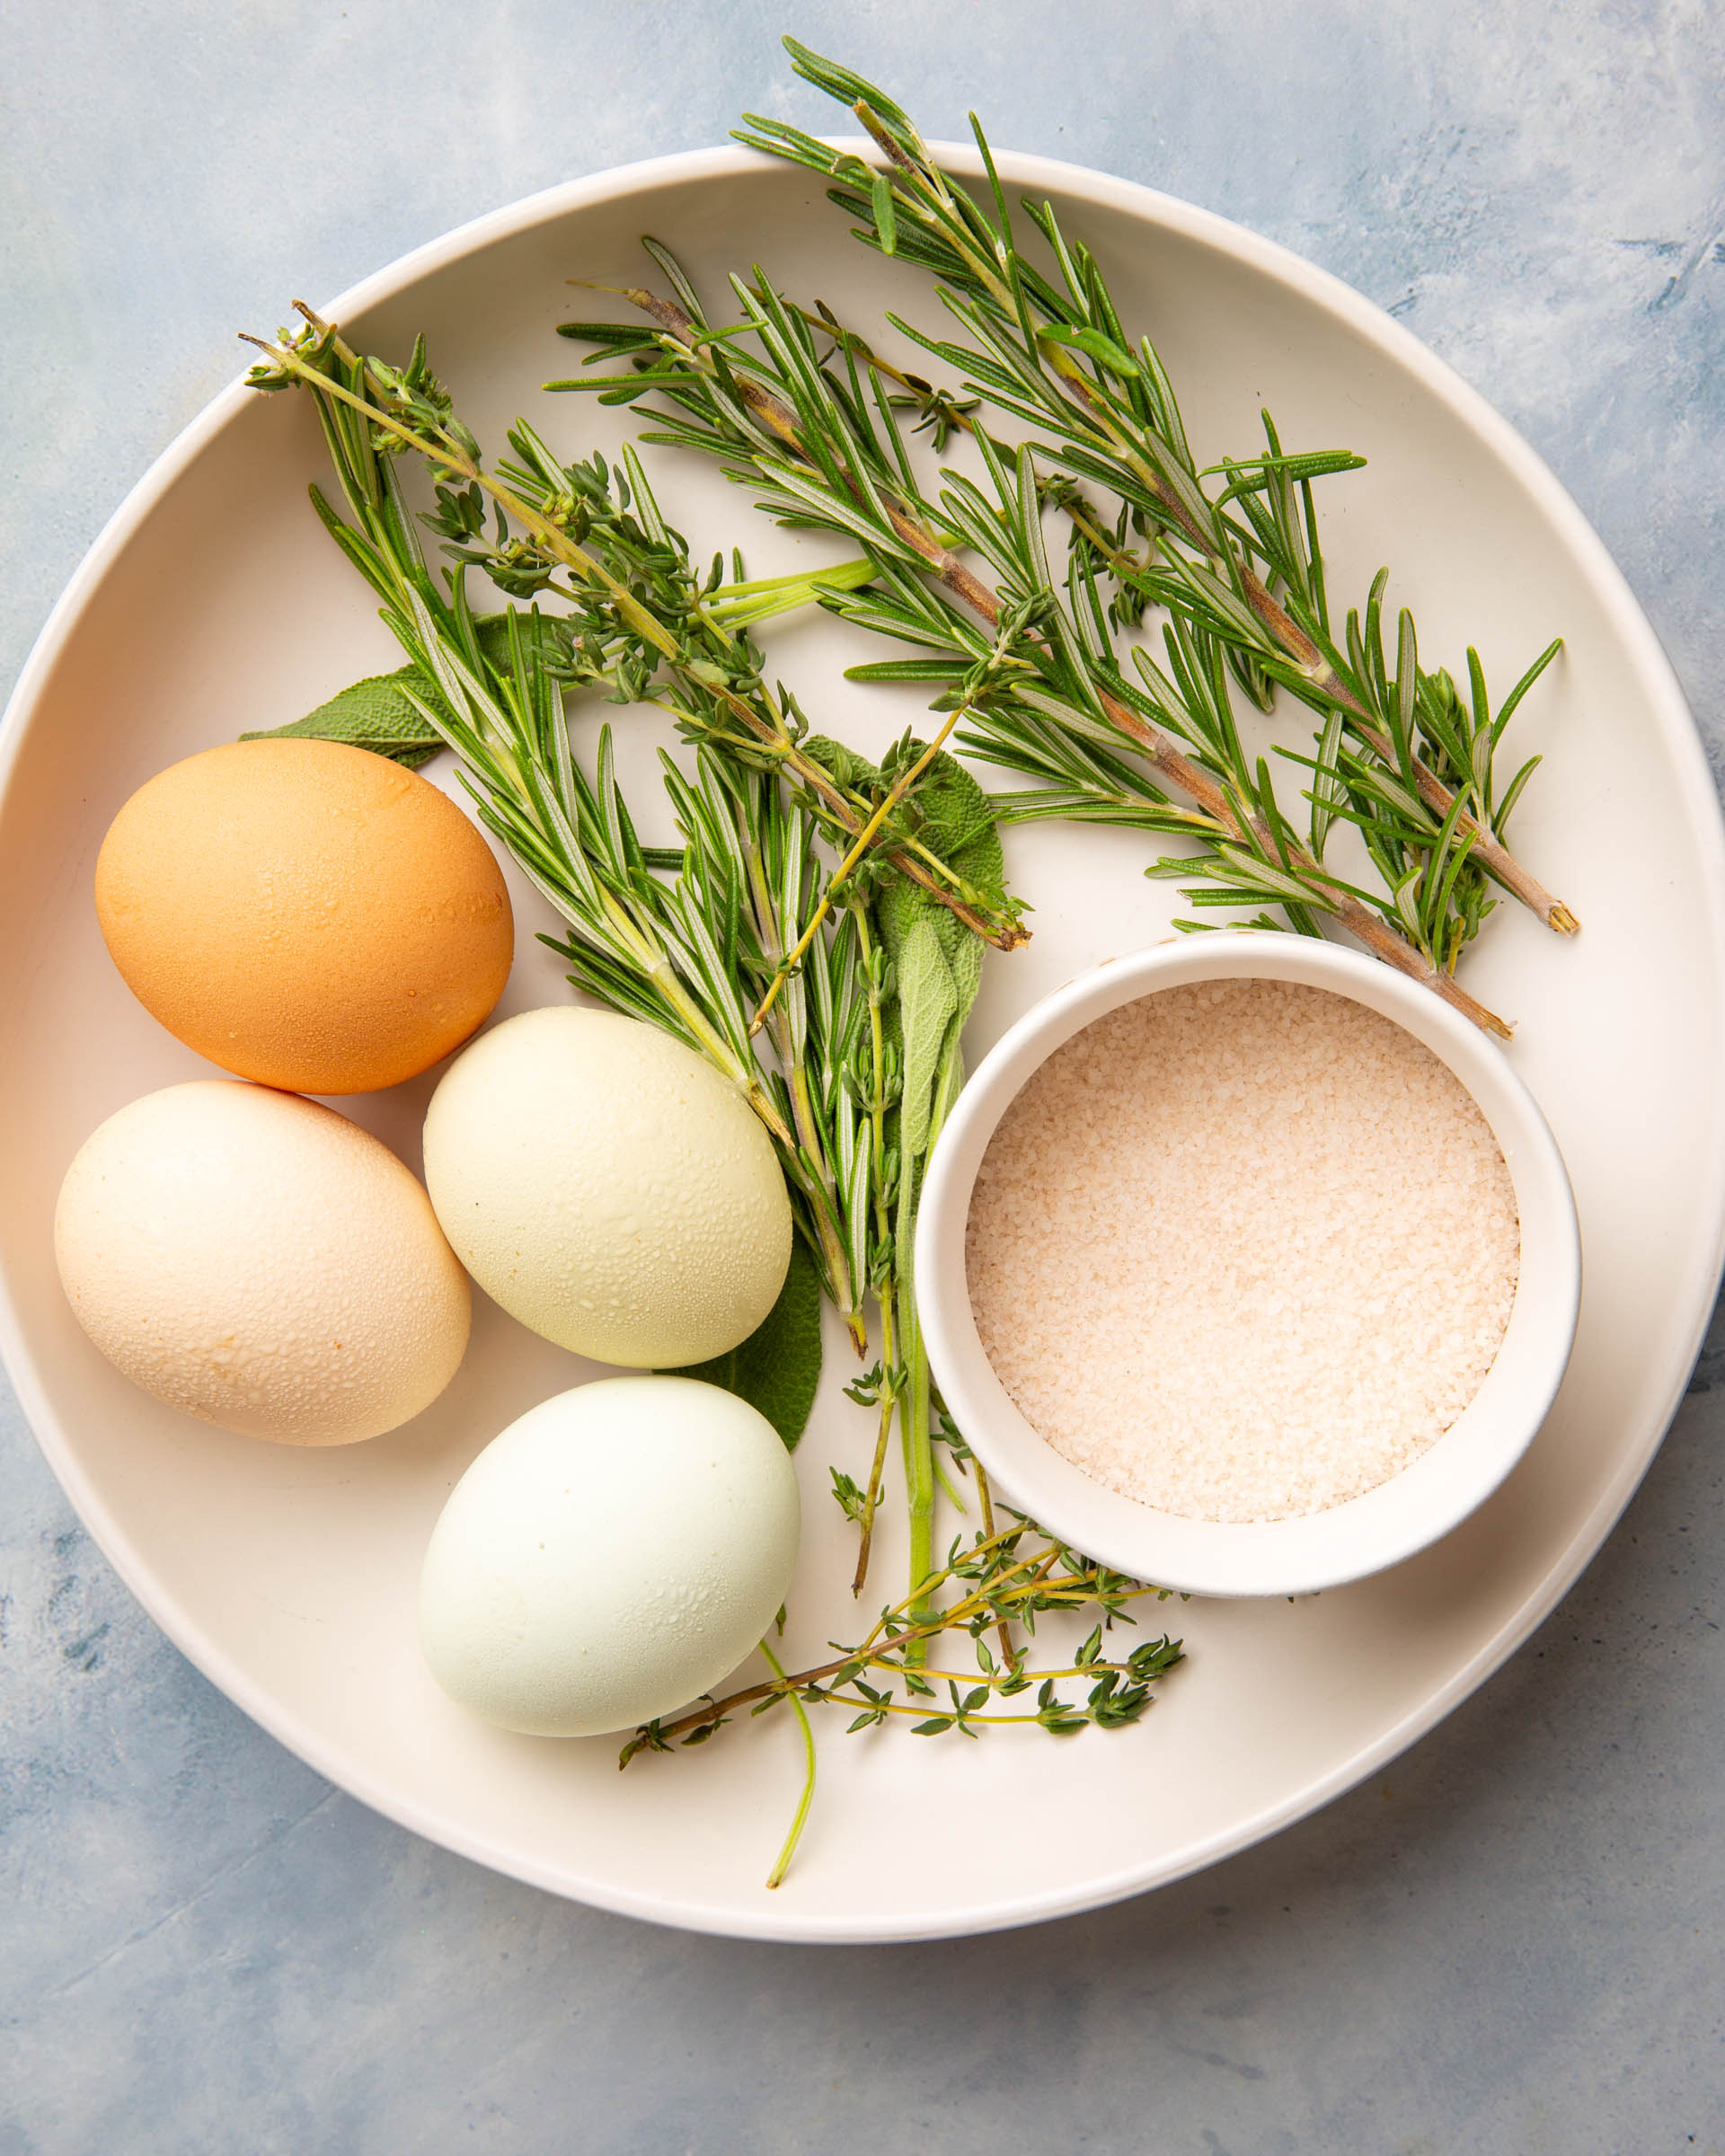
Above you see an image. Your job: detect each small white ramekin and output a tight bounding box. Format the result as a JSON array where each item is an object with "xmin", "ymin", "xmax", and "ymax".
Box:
[{"xmin": 916, "ymin": 931, "xmax": 1581, "ymax": 1597}]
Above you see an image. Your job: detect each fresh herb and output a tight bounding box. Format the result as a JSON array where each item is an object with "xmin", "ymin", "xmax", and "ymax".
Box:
[
  {"xmin": 242, "ymin": 309, "xmax": 1016, "ymax": 1339},
  {"xmin": 731, "ymin": 39, "xmax": 1575, "ymax": 949},
  {"xmin": 242, "ymin": 313, "xmax": 1181, "ymax": 1884},
  {"xmin": 245, "ymin": 614, "xmax": 571, "ymax": 767},
  {"xmin": 807, "ymin": 733, "xmax": 999, "ymax": 1636},
  {"xmin": 668, "ymin": 1238, "xmax": 824, "ymax": 1449},
  {"xmin": 737, "ymin": 304, "xmax": 1565, "ymax": 980},
  {"xmin": 245, "ymin": 664, "xmax": 448, "ymax": 767},
  {"xmin": 553, "ymin": 268, "xmax": 1516, "ymax": 1034},
  {"xmin": 553, "ymin": 52, "xmax": 1574, "ymax": 1027},
  {"xmin": 623, "ymin": 1520, "xmax": 1183, "ymax": 1761},
  {"xmin": 237, "ymin": 30, "xmax": 1590, "ymax": 1879}
]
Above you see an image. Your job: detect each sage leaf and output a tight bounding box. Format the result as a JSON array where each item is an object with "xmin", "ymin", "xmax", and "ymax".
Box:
[
  {"xmin": 890, "ymin": 908, "xmax": 959, "ymax": 1162},
  {"xmin": 803, "ymin": 735, "xmax": 1004, "ymax": 1220},
  {"xmin": 874, "ymin": 747, "xmax": 1004, "ymax": 1183},
  {"xmin": 243, "ymin": 612, "xmax": 573, "ymax": 769},
  {"xmin": 666, "ymin": 1237, "xmax": 823, "ymax": 1450},
  {"xmin": 243, "ymin": 665, "xmax": 447, "ymax": 767}
]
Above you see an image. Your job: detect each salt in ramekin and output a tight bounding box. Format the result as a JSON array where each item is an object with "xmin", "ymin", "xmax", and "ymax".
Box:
[{"xmin": 914, "ymin": 931, "xmax": 1581, "ymax": 1597}]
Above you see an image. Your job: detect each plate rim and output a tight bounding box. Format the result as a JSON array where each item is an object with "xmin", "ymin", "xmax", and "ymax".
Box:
[{"xmin": 4, "ymin": 138, "xmax": 1723, "ymax": 1944}]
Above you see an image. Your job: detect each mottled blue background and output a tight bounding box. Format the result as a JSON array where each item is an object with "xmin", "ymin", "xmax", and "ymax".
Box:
[{"xmin": 4, "ymin": 4, "xmax": 1725, "ymax": 2149}]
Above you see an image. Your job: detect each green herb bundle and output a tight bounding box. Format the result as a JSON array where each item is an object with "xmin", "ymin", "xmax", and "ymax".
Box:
[
  {"xmin": 242, "ymin": 311, "xmax": 1181, "ymax": 1886},
  {"xmin": 747, "ymin": 41, "xmax": 1574, "ymax": 938},
  {"xmin": 551, "ymin": 43, "xmax": 1573, "ymax": 1033}
]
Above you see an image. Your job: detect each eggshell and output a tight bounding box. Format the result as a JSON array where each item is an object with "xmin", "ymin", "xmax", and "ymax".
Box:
[
  {"xmin": 418, "ymin": 1376, "xmax": 801, "ymax": 1737},
  {"xmin": 422, "ymin": 1006, "xmax": 792, "ymax": 1368},
  {"xmin": 94, "ymin": 738, "xmax": 513, "ymax": 1093},
  {"xmin": 55, "ymin": 1081, "xmax": 470, "ymax": 1445}
]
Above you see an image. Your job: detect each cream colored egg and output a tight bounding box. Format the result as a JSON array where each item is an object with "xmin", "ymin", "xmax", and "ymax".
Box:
[
  {"xmin": 422, "ymin": 1006, "xmax": 792, "ymax": 1368},
  {"xmin": 418, "ymin": 1376, "xmax": 801, "ymax": 1737},
  {"xmin": 55, "ymin": 1082, "xmax": 470, "ymax": 1445}
]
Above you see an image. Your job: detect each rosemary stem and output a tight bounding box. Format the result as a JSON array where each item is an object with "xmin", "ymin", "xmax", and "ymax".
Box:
[
  {"xmin": 636, "ymin": 942, "xmax": 770, "ymax": 1103},
  {"xmin": 1233, "ymin": 572, "xmax": 1579, "ymax": 935},
  {"xmin": 611, "ymin": 292, "xmax": 1512, "ymax": 1037},
  {"xmin": 791, "ymin": 298, "xmax": 1576, "ymax": 936}
]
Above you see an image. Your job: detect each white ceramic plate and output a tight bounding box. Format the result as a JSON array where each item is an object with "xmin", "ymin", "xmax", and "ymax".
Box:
[{"xmin": 3, "ymin": 145, "xmax": 1722, "ymax": 1945}]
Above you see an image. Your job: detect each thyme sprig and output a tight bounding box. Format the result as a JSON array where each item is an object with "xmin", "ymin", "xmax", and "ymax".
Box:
[
  {"xmin": 621, "ymin": 1515, "xmax": 1183, "ymax": 1763},
  {"xmin": 748, "ymin": 601, "xmax": 1039, "ymax": 1036},
  {"xmin": 553, "ymin": 267, "xmax": 1514, "ymax": 1034},
  {"xmin": 734, "ymin": 39, "xmax": 1576, "ymax": 942}
]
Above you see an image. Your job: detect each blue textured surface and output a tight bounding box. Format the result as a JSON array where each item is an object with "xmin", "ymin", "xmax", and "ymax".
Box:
[{"xmin": 4, "ymin": 4, "xmax": 1725, "ymax": 2148}]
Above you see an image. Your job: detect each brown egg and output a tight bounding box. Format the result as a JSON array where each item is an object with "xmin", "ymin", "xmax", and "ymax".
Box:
[{"xmin": 95, "ymin": 738, "xmax": 513, "ymax": 1093}]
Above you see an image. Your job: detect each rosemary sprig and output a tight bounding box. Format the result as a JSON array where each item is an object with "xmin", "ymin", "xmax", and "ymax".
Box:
[
  {"xmin": 243, "ymin": 308, "xmax": 1026, "ymax": 961},
  {"xmin": 552, "ymin": 267, "xmax": 1514, "ymax": 1035},
  {"xmin": 759, "ymin": 303, "xmax": 1564, "ymax": 976},
  {"xmin": 734, "ymin": 39, "xmax": 1576, "ymax": 942},
  {"xmin": 243, "ymin": 317, "xmax": 878, "ymax": 1340}
]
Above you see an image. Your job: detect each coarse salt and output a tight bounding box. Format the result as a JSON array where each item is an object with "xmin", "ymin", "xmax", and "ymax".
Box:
[{"xmin": 964, "ymin": 977, "xmax": 1520, "ymax": 1524}]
